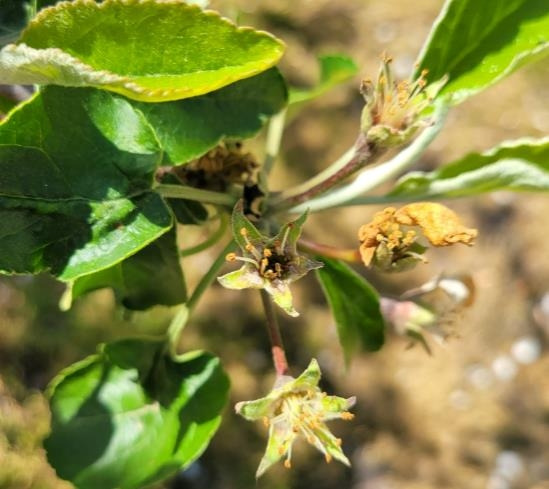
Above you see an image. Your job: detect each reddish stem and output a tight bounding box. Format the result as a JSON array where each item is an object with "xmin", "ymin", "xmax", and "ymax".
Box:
[
  {"xmin": 272, "ymin": 134, "xmax": 385, "ymax": 212},
  {"xmin": 260, "ymin": 290, "xmax": 289, "ymax": 377}
]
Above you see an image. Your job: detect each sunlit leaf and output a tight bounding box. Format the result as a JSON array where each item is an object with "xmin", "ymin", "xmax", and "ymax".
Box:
[
  {"xmin": 45, "ymin": 339, "xmax": 229, "ymax": 489},
  {"xmin": 0, "ymin": 0, "xmax": 285, "ymax": 101},
  {"xmin": 0, "ymin": 86, "xmax": 171, "ymax": 280},
  {"xmin": 69, "ymin": 228, "xmax": 186, "ymax": 310},
  {"xmin": 135, "ymin": 68, "xmax": 288, "ymax": 164},
  {"xmin": 390, "ymin": 137, "xmax": 549, "ymax": 198},
  {"xmin": 415, "ymin": 0, "xmax": 549, "ymax": 104}
]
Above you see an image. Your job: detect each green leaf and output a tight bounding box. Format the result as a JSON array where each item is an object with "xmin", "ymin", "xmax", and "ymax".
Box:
[
  {"xmin": 0, "ymin": 0, "xmax": 285, "ymax": 101},
  {"xmin": 69, "ymin": 227, "xmax": 186, "ymax": 310},
  {"xmin": 135, "ymin": 68, "xmax": 288, "ymax": 164},
  {"xmin": 390, "ymin": 137, "xmax": 549, "ymax": 198},
  {"xmin": 45, "ymin": 338, "xmax": 229, "ymax": 489},
  {"xmin": 415, "ymin": 0, "xmax": 549, "ymax": 104},
  {"xmin": 289, "ymin": 54, "xmax": 358, "ymax": 105},
  {"xmin": 315, "ymin": 258, "xmax": 384, "ymax": 363},
  {"xmin": 0, "ymin": 86, "xmax": 172, "ymax": 280}
]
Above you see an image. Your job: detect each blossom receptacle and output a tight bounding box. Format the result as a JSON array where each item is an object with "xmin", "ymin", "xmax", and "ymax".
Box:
[
  {"xmin": 218, "ymin": 201, "xmax": 322, "ymax": 316},
  {"xmin": 235, "ymin": 359, "xmax": 355, "ymax": 477}
]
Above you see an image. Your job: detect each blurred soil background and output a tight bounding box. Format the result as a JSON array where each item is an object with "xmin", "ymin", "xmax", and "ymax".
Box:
[{"xmin": 1, "ymin": 0, "xmax": 549, "ymax": 488}]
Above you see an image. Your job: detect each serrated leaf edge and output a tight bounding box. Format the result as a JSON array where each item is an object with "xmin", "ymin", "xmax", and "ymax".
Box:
[{"xmin": 19, "ymin": 0, "xmax": 285, "ymax": 102}]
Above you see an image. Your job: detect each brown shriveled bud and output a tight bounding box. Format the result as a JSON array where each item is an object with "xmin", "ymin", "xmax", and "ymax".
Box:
[{"xmin": 170, "ymin": 142, "xmax": 259, "ymax": 191}]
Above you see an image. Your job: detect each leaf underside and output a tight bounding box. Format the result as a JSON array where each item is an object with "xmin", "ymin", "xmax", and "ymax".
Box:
[{"xmin": 390, "ymin": 137, "xmax": 549, "ymax": 198}]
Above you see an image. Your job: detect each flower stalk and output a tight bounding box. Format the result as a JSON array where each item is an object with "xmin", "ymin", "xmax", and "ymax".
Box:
[
  {"xmin": 260, "ymin": 289, "xmax": 289, "ymax": 377},
  {"xmin": 298, "ymin": 238, "xmax": 361, "ymax": 263},
  {"xmin": 155, "ymin": 183, "xmax": 237, "ymax": 207},
  {"xmin": 269, "ymin": 134, "xmax": 385, "ymax": 212}
]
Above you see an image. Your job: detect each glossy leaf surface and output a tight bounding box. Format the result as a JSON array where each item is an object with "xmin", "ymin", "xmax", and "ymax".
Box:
[
  {"xmin": 415, "ymin": 0, "xmax": 549, "ymax": 104},
  {"xmin": 391, "ymin": 138, "xmax": 549, "ymax": 198},
  {"xmin": 316, "ymin": 258, "xmax": 384, "ymax": 363},
  {"xmin": 0, "ymin": 0, "xmax": 285, "ymax": 101},
  {"xmin": 135, "ymin": 68, "xmax": 288, "ymax": 164},
  {"xmin": 45, "ymin": 339, "xmax": 229, "ymax": 489},
  {"xmin": 70, "ymin": 227, "xmax": 186, "ymax": 310},
  {"xmin": 0, "ymin": 86, "xmax": 171, "ymax": 280}
]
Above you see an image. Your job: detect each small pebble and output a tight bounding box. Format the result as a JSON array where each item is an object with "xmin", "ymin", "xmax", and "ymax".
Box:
[{"xmin": 511, "ymin": 337, "xmax": 541, "ymax": 364}]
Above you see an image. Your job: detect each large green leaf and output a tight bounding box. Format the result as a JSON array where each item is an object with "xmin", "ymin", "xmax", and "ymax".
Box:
[
  {"xmin": 415, "ymin": 0, "xmax": 549, "ymax": 104},
  {"xmin": 69, "ymin": 227, "xmax": 186, "ymax": 310},
  {"xmin": 0, "ymin": 0, "xmax": 285, "ymax": 101},
  {"xmin": 0, "ymin": 86, "xmax": 172, "ymax": 280},
  {"xmin": 289, "ymin": 54, "xmax": 358, "ymax": 105},
  {"xmin": 45, "ymin": 338, "xmax": 229, "ymax": 489},
  {"xmin": 390, "ymin": 137, "xmax": 549, "ymax": 198},
  {"xmin": 135, "ymin": 68, "xmax": 288, "ymax": 164},
  {"xmin": 315, "ymin": 258, "xmax": 384, "ymax": 363}
]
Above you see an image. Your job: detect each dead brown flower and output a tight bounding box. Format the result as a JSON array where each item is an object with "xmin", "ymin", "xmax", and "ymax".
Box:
[{"xmin": 358, "ymin": 203, "xmax": 477, "ymax": 272}]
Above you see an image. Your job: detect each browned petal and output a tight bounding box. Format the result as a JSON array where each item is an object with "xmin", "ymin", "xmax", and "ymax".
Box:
[
  {"xmin": 359, "ymin": 243, "xmax": 376, "ymax": 266},
  {"xmin": 394, "ymin": 203, "xmax": 477, "ymax": 247},
  {"xmin": 357, "ymin": 223, "xmax": 380, "ymax": 246}
]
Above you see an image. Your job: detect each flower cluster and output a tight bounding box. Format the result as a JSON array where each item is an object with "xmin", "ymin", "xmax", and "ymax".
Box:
[
  {"xmin": 235, "ymin": 359, "xmax": 355, "ymax": 477},
  {"xmin": 358, "ymin": 202, "xmax": 477, "ymax": 272}
]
